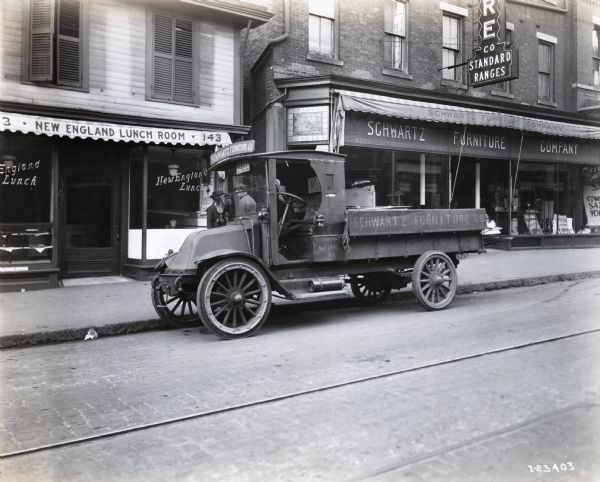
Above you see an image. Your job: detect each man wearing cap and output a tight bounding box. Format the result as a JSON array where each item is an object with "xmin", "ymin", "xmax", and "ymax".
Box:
[
  {"xmin": 234, "ymin": 184, "xmax": 257, "ymax": 216},
  {"xmin": 206, "ymin": 191, "xmax": 229, "ymax": 228}
]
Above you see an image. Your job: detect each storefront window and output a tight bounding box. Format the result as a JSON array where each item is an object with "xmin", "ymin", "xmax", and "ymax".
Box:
[
  {"xmin": 147, "ymin": 146, "xmax": 210, "ymax": 229},
  {"xmin": 394, "ymin": 152, "xmax": 420, "ymax": 207},
  {"xmin": 425, "ymin": 155, "xmax": 449, "ymax": 209},
  {"xmin": 342, "ymin": 147, "xmax": 448, "ymax": 208},
  {"xmin": 0, "ymin": 133, "xmax": 53, "ymax": 263},
  {"xmin": 515, "ymin": 162, "xmax": 586, "ymax": 235}
]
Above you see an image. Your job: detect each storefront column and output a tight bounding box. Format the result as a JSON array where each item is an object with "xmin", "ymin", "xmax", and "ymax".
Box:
[
  {"xmin": 475, "ymin": 162, "xmax": 481, "ymax": 209},
  {"xmin": 420, "ymin": 153, "xmax": 426, "ymax": 206},
  {"xmin": 266, "ymin": 103, "xmax": 286, "ymax": 151}
]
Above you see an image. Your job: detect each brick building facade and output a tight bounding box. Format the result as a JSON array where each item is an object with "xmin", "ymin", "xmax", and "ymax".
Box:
[{"xmin": 244, "ymin": 0, "xmax": 600, "ymax": 249}]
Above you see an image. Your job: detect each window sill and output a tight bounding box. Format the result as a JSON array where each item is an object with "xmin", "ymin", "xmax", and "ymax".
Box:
[
  {"xmin": 537, "ymin": 99, "xmax": 558, "ymax": 108},
  {"xmin": 145, "ymin": 95, "xmax": 199, "ymax": 107},
  {"xmin": 306, "ymin": 53, "xmax": 344, "ymax": 66},
  {"xmin": 382, "ymin": 68, "xmax": 413, "ymax": 81},
  {"xmin": 574, "ymin": 83, "xmax": 600, "ymax": 92},
  {"xmin": 440, "ymin": 78, "xmax": 468, "ymax": 90},
  {"xmin": 491, "ymin": 89, "xmax": 514, "ymax": 99},
  {"xmin": 21, "ymin": 80, "xmax": 89, "ymax": 93}
]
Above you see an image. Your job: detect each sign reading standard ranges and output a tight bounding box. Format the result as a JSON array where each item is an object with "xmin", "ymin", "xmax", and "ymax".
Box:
[{"xmin": 468, "ymin": 0, "xmax": 518, "ymax": 87}]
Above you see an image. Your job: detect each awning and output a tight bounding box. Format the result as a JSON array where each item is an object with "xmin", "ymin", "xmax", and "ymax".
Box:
[
  {"xmin": 334, "ymin": 90, "xmax": 600, "ymax": 140},
  {"xmin": 0, "ymin": 111, "xmax": 232, "ymax": 147}
]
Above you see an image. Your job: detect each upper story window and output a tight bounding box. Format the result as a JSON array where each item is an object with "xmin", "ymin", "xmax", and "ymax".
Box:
[
  {"xmin": 538, "ymin": 41, "xmax": 554, "ymax": 101},
  {"xmin": 442, "ymin": 13, "xmax": 462, "ymax": 81},
  {"xmin": 593, "ymin": 26, "xmax": 600, "ymax": 86},
  {"xmin": 384, "ymin": 0, "xmax": 407, "ymax": 72},
  {"xmin": 148, "ymin": 13, "xmax": 195, "ymax": 105},
  {"xmin": 308, "ymin": 0, "xmax": 335, "ymax": 57},
  {"xmin": 24, "ymin": 0, "xmax": 85, "ymax": 89}
]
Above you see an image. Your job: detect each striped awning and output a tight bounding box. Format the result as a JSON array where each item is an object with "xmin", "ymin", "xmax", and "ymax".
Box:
[
  {"xmin": 0, "ymin": 111, "xmax": 232, "ymax": 147},
  {"xmin": 334, "ymin": 90, "xmax": 600, "ymax": 139}
]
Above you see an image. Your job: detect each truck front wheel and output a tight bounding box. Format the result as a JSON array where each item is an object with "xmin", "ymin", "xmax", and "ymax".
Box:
[
  {"xmin": 197, "ymin": 258, "xmax": 272, "ymax": 339},
  {"xmin": 411, "ymin": 251, "xmax": 457, "ymax": 310}
]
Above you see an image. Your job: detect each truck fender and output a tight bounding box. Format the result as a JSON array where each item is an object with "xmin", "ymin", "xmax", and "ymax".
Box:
[{"xmin": 194, "ymin": 249, "xmax": 296, "ymax": 300}]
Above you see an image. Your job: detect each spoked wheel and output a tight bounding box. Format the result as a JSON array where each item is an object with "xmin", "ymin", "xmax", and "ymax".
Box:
[
  {"xmin": 350, "ymin": 276, "xmax": 391, "ymax": 305},
  {"xmin": 411, "ymin": 251, "xmax": 457, "ymax": 310},
  {"xmin": 197, "ymin": 258, "xmax": 272, "ymax": 339},
  {"xmin": 151, "ymin": 280, "xmax": 201, "ymax": 328}
]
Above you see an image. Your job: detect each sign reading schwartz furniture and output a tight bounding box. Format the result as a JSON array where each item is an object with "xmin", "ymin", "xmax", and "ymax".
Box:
[
  {"xmin": 344, "ymin": 113, "xmax": 600, "ymax": 164},
  {"xmin": 0, "ymin": 111, "xmax": 231, "ymax": 147},
  {"xmin": 468, "ymin": 0, "xmax": 518, "ymax": 87}
]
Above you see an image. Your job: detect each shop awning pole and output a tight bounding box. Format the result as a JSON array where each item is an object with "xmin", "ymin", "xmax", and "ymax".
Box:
[
  {"xmin": 512, "ymin": 131, "xmax": 525, "ymax": 194},
  {"xmin": 450, "ymin": 125, "xmax": 467, "ymax": 205}
]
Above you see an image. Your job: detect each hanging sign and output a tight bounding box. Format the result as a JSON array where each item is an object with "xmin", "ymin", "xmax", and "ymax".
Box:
[
  {"xmin": 468, "ymin": 0, "xmax": 518, "ymax": 87},
  {"xmin": 210, "ymin": 140, "xmax": 255, "ymax": 166}
]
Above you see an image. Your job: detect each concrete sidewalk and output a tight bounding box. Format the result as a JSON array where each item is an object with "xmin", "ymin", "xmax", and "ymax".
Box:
[{"xmin": 1, "ymin": 247, "xmax": 600, "ymax": 348}]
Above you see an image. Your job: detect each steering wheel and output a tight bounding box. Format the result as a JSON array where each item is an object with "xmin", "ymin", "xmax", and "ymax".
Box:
[{"xmin": 277, "ymin": 192, "xmax": 307, "ymax": 235}]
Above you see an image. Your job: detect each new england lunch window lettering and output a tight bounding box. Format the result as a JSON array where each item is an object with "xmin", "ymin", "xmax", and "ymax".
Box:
[
  {"xmin": 309, "ymin": 0, "xmax": 335, "ymax": 56},
  {"xmin": 27, "ymin": 0, "xmax": 84, "ymax": 88},
  {"xmin": 442, "ymin": 13, "xmax": 462, "ymax": 81},
  {"xmin": 150, "ymin": 14, "xmax": 194, "ymax": 104},
  {"xmin": 0, "ymin": 134, "xmax": 53, "ymax": 263},
  {"xmin": 384, "ymin": 0, "xmax": 408, "ymax": 72}
]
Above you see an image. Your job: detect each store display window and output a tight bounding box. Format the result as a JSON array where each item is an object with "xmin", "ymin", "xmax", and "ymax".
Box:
[
  {"xmin": 514, "ymin": 162, "xmax": 587, "ymax": 235},
  {"xmin": 0, "ymin": 133, "xmax": 53, "ymax": 263},
  {"xmin": 127, "ymin": 145, "xmax": 213, "ymax": 261},
  {"xmin": 341, "ymin": 147, "xmax": 448, "ymax": 209}
]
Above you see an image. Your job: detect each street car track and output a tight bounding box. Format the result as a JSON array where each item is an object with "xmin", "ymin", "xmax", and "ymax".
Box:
[{"xmin": 2, "ymin": 326, "xmax": 599, "ymax": 460}]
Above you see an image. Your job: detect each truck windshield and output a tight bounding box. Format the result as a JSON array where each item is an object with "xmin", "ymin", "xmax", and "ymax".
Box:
[{"xmin": 218, "ymin": 160, "xmax": 268, "ymax": 219}]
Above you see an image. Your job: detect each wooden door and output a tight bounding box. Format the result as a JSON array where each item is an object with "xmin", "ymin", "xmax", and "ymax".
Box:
[{"xmin": 59, "ymin": 153, "xmax": 120, "ymax": 277}]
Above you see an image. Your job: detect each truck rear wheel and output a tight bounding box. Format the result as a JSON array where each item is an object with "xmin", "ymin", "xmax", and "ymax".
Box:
[
  {"xmin": 412, "ymin": 251, "xmax": 457, "ymax": 310},
  {"xmin": 350, "ymin": 275, "xmax": 391, "ymax": 305},
  {"xmin": 197, "ymin": 258, "xmax": 272, "ymax": 339}
]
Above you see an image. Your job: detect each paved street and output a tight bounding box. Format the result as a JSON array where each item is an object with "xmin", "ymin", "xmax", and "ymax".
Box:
[{"xmin": 1, "ymin": 279, "xmax": 599, "ymax": 481}]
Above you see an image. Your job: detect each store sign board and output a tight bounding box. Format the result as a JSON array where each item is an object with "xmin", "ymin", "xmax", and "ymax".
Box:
[
  {"xmin": 517, "ymin": 135, "xmax": 600, "ymax": 164},
  {"xmin": 0, "ymin": 111, "xmax": 231, "ymax": 147},
  {"xmin": 468, "ymin": 0, "xmax": 518, "ymax": 87},
  {"xmin": 583, "ymin": 166, "xmax": 600, "ymax": 226},
  {"xmin": 210, "ymin": 140, "xmax": 255, "ymax": 166},
  {"xmin": 344, "ymin": 114, "xmax": 510, "ymax": 158}
]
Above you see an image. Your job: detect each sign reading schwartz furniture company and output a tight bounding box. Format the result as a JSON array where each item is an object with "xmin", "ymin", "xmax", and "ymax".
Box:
[
  {"xmin": 0, "ymin": 111, "xmax": 231, "ymax": 147},
  {"xmin": 468, "ymin": 0, "xmax": 518, "ymax": 87}
]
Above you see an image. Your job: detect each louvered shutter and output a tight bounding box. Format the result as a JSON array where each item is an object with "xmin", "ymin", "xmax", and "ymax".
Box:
[
  {"xmin": 30, "ymin": 0, "xmax": 56, "ymax": 81},
  {"xmin": 174, "ymin": 19, "xmax": 193, "ymax": 103},
  {"xmin": 152, "ymin": 14, "xmax": 174, "ymax": 100},
  {"xmin": 57, "ymin": 0, "xmax": 81, "ymax": 87}
]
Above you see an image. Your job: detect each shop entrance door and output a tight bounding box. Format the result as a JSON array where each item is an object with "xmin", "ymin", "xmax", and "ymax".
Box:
[{"xmin": 59, "ymin": 148, "xmax": 121, "ymax": 278}]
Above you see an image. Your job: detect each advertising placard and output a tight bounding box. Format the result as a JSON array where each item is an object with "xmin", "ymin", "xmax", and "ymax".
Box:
[{"xmin": 468, "ymin": 0, "xmax": 518, "ymax": 87}]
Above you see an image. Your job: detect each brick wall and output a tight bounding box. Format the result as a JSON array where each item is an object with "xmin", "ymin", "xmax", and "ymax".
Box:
[{"xmin": 245, "ymin": 0, "xmax": 600, "ymax": 121}]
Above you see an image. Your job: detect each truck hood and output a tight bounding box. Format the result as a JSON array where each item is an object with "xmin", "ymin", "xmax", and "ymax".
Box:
[{"xmin": 165, "ymin": 224, "xmax": 251, "ymax": 271}]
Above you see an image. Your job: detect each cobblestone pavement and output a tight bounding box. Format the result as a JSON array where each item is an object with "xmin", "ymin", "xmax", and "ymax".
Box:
[{"xmin": 1, "ymin": 279, "xmax": 599, "ymax": 480}]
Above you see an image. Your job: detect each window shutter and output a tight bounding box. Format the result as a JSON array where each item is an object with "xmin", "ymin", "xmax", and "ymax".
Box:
[
  {"xmin": 173, "ymin": 19, "xmax": 193, "ymax": 103},
  {"xmin": 384, "ymin": 1, "xmax": 393, "ymax": 34},
  {"xmin": 57, "ymin": 0, "xmax": 81, "ymax": 87},
  {"xmin": 30, "ymin": 0, "xmax": 56, "ymax": 81},
  {"xmin": 152, "ymin": 14, "xmax": 174, "ymax": 100}
]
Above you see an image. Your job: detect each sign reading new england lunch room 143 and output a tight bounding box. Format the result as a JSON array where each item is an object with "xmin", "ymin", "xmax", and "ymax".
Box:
[{"xmin": 468, "ymin": 0, "xmax": 518, "ymax": 87}]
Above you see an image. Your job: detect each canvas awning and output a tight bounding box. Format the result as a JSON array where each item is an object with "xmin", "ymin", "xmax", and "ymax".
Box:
[
  {"xmin": 333, "ymin": 90, "xmax": 600, "ymax": 142},
  {"xmin": 0, "ymin": 111, "xmax": 232, "ymax": 147}
]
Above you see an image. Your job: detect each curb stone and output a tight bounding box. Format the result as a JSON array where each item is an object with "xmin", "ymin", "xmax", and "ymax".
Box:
[{"xmin": 1, "ymin": 271, "xmax": 599, "ymax": 349}]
